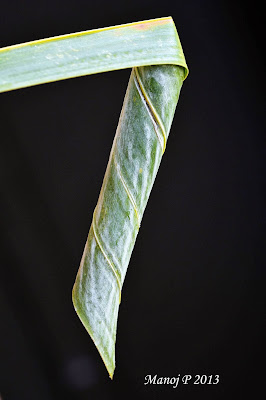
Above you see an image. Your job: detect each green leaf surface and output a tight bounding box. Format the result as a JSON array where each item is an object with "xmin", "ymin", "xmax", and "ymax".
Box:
[
  {"xmin": 0, "ymin": 17, "xmax": 188, "ymax": 378},
  {"xmin": 0, "ymin": 17, "xmax": 187, "ymax": 93},
  {"xmin": 73, "ymin": 64, "xmax": 185, "ymax": 378}
]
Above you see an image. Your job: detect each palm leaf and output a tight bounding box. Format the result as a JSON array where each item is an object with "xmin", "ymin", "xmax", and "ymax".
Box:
[{"xmin": 0, "ymin": 17, "xmax": 188, "ymax": 378}]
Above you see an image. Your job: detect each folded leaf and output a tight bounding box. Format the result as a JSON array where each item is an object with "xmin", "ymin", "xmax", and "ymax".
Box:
[
  {"xmin": 0, "ymin": 16, "xmax": 188, "ymax": 379},
  {"xmin": 73, "ymin": 64, "xmax": 185, "ymax": 377}
]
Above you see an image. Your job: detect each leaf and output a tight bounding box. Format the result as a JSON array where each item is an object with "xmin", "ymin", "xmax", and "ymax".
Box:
[
  {"xmin": 73, "ymin": 64, "xmax": 186, "ymax": 378},
  {"xmin": 0, "ymin": 17, "xmax": 187, "ymax": 93},
  {"xmin": 0, "ymin": 17, "xmax": 188, "ymax": 378}
]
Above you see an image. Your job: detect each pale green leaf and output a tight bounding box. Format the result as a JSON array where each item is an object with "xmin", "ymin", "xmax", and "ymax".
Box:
[
  {"xmin": 0, "ymin": 17, "xmax": 188, "ymax": 379},
  {"xmin": 0, "ymin": 17, "xmax": 187, "ymax": 93}
]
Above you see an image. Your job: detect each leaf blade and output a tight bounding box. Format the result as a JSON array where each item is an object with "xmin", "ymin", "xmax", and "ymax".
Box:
[
  {"xmin": 0, "ymin": 17, "xmax": 188, "ymax": 93},
  {"xmin": 72, "ymin": 64, "xmax": 185, "ymax": 378},
  {"xmin": 1, "ymin": 17, "xmax": 188, "ymax": 379}
]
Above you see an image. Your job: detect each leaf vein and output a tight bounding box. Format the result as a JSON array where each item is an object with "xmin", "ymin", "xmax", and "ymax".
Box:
[
  {"xmin": 133, "ymin": 67, "xmax": 167, "ymax": 153},
  {"xmin": 113, "ymin": 156, "xmax": 140, "ymax": 229},
  {"xmin": 92, "ymin": 208, "xmax": 122, "ymax": 302}
]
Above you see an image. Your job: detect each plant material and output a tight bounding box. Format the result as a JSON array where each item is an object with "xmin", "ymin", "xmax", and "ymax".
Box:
[{"xmin": 0, "ymin": 17, "xmax": 188, "ymax": 378}]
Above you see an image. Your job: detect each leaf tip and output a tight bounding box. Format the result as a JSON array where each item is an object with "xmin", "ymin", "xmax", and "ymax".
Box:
[{"xmin": 72, "ymin": 279, "xmax": 117, "ymax": 379}]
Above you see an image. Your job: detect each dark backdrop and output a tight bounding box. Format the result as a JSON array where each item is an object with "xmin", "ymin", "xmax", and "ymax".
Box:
[{"xmin": 0, "ymin": 1, "xmax": 265, "ymax": 399}]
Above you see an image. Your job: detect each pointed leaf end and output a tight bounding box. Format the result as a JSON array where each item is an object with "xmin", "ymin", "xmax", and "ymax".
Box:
[{"xmin": 72, "ymin": 282, "xmax": 116, "ymax": 379}]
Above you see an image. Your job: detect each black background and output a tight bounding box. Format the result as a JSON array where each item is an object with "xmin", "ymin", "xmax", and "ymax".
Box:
[{"xmin": 0, "ymin": 1, "xmax": 265, "ymax": 399}]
